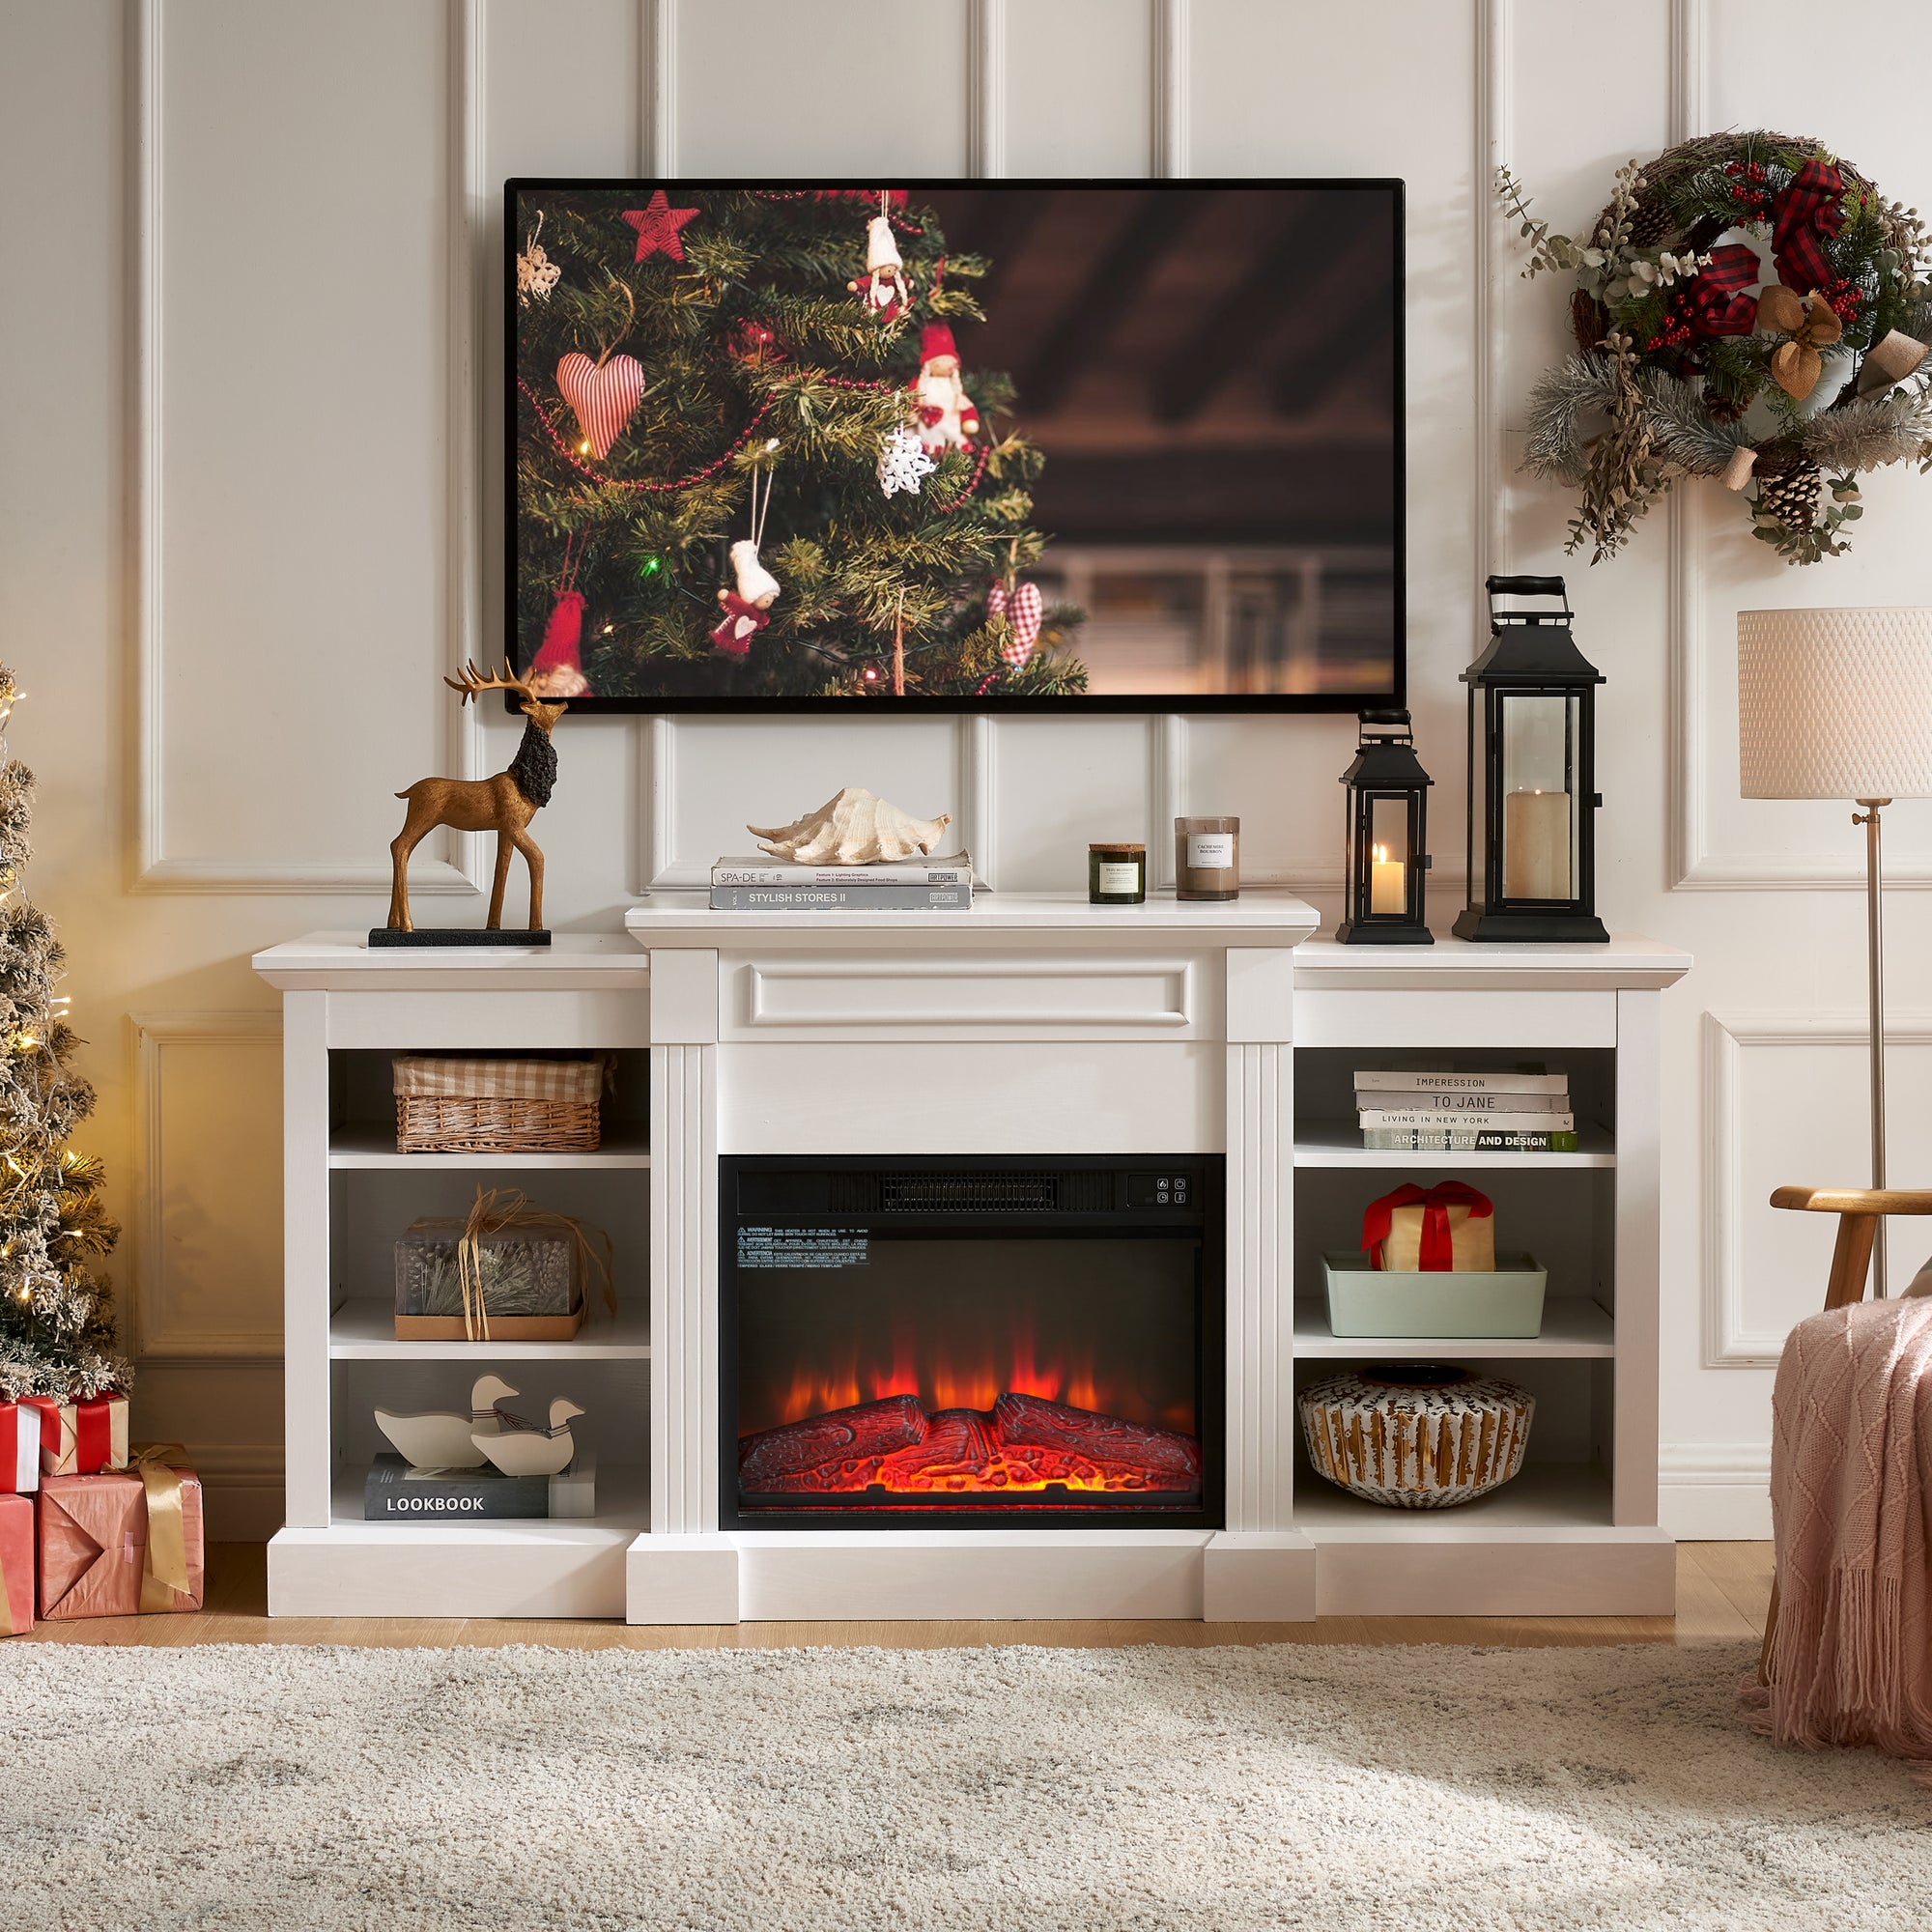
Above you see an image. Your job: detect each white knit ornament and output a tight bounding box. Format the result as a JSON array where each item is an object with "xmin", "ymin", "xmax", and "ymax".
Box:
[
  {"xmin": 729, "ymin": 538, "xmax": 781, "ymax": 609},
  {"xmin": 876, "ymin": 424, "xmax": 937, "ymax": 497}
]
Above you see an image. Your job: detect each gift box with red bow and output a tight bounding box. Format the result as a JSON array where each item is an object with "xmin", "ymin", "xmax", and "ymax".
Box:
[
  {"xmin": 1361, "ymin": 1181, "xmax": 1496, "ymax": 1272},
  {"xmin": 21, "ymin": 1393, "xmax": 129, "ymax": 1478},
  {"xmin": 0, "ymin": 1401, "xmax": 41, "ymax": 1493}
]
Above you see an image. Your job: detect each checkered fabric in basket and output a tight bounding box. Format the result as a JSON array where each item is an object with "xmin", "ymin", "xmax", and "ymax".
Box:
[{"xmin": 392, "ymin": 1055, "xmax": 610, "ymax": 1153}]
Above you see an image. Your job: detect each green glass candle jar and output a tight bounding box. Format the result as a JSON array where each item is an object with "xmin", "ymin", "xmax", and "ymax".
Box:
[{"xmin": 1089, "ymin": 841, "xmax": 1147, "ymax": 905}]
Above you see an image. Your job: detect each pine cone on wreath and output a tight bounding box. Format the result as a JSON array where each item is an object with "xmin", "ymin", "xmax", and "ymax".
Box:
[
  {"xmin": 1755, "ymin": 455, "xmax": 1821, "ymax": 532},
  {"xmin": 1627, "ymin": 195, "xmax": 1673, "ymax": 247},
  {"xmin": 1702, "ymin": 390, "xmax": 1749, "ymax": 424}
]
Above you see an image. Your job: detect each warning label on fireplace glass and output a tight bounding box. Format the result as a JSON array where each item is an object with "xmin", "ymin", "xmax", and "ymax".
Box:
[{"xmin": 737, "ymin": 1227, "xmax": 870, "ymax": 1269}]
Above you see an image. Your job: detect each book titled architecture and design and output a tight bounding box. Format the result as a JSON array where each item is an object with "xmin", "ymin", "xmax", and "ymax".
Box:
[
  {"xmin": 1354, "ymin": 1063, "xmax": 1579, "ymax": 1151},
  {"xmin": 709, "ymin": 854, "xmax": 976, "ymax": 912}
]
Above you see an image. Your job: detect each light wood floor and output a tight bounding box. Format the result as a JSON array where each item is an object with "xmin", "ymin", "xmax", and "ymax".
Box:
[{"xmin": 17, "ymin": 1541, "xmax": 1774, "ymax": 1650}]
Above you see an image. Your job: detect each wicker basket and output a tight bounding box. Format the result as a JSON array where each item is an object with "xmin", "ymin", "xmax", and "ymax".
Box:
[{"xmin": 392, "ymin": 1054, "xmax": 608, "ymax": 1153}]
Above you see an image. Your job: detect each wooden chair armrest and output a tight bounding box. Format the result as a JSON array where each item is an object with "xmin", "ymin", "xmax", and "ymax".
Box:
[{"xmin": 1771, "ymin": 1186, "xmax": 1932, "ymax": 1215}]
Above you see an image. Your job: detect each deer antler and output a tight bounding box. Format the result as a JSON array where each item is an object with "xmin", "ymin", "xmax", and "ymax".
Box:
[{"xmin": 444, "ymin": 661, "xmax": 531, "ymax": 706}]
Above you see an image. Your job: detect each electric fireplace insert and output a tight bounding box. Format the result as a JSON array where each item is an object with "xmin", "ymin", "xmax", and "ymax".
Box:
[{"xmin": 722, "ymin": 1156, "xmax": 1223, "ymax": 1530}]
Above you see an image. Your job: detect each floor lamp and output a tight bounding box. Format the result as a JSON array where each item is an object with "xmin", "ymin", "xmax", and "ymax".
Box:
[{"xmin": 1738, "ymin": 608, "xmax": 1932, "ymax": 1298}]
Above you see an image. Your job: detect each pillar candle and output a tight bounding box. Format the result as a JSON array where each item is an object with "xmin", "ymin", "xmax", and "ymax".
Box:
[
  {"xmin": 1502, "ymin": 789, "xmax": 1572, "ymax": 899},
  {"xmin": 1370, "ymin": 843, "xmax": 1406, "ymax": 915}
]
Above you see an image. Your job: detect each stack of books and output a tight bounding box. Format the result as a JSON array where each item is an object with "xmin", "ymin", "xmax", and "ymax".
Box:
[
  {"xmin": 709, "ymin": 853, "xmax": 975, "ymax": 912},
  {"xmin": 1354, "ymin": 1064, "xmax": 1578, "ymax": 1152}
]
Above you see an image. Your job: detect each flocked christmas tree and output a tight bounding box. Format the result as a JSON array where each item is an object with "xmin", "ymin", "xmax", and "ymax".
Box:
[
  {"xmin": 512, "ymin": 185, "xmax": 1085, "ymax": 698},
  {"xmin": 0, "ymin": 667, "xmax": 125, "ymax": 1400}
]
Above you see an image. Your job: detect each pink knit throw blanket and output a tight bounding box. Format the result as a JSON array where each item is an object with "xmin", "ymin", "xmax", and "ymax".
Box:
[{"xmin": 1762, "ymin": 1293, "xmax": 1932, "ymax": 1751}]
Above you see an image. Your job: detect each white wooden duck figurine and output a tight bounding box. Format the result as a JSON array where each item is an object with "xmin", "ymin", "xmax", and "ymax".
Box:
[
  {"xmin": 376, "ymin": 1375, "xmax": 520, "ymax": 1471},
  {"xmin": 474, "ymin": 1397, "xmax": 584, "ymax": 1478}
]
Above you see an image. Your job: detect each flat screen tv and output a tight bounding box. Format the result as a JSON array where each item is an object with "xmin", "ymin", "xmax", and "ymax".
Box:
[{"xmin": 506, "ymin": 179, "xmax": 1404, "ymax": 712}]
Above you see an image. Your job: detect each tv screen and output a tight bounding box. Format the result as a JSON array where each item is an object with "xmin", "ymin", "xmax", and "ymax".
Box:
[{"xmin": 506, "ymin": 180, "xmax": 1404, "ymax": 712}]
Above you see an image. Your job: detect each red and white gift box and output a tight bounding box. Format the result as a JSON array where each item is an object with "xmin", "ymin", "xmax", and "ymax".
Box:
[
  {"xmin": 0, "ymin": 1401, "xmax": 40, "ymax": 1493},
  {"xmin": 20, "ymin": 1393, "xmax": 128, "ymax": 1478}
]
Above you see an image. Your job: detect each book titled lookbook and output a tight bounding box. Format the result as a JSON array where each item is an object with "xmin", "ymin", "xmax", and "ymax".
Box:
[{"xmin": 712, "ymin": 853, "xmax": 974, "ymax": 889}]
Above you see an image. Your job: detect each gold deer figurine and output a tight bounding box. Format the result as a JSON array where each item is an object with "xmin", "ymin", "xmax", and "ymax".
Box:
[{"xmin": 386, "ymin": 663, "xmax": 566, "ymax": 934}]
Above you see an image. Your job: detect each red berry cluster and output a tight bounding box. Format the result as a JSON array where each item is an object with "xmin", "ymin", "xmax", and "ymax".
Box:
[
  {"xmin": 1644, "ymin": 296, "xmax": 1697, "ymax": 353},
  {"xmin": 1819, "ymin": 277, "xmax": 1867, "ymax": 324},
  {"xmin": 1722, "ymin": 160, "xmax": 1775, "ymax": 220}
]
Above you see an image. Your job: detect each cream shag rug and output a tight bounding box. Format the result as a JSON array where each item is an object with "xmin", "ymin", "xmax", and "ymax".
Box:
[{"xmin": 3, "ymin": 1639, "xmax": 1928, "ymax": 1930}]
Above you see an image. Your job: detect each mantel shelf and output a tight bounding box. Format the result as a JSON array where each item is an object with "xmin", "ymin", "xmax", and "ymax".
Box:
[
  {"xmin": 1293, "ymin": 1295, "xmax": 1615, "ymax": 1358},
  {"xmin": 328, "ymin": 1297, "xmax": 651, "ymax": 1360},
  {"xmin": 327, "ymin": 1124, "xmax": 651, "ymax": 1171},
  {"xmin": 1293, "ymin": 1119, "xmax": 1616, "ymax": 1169}
]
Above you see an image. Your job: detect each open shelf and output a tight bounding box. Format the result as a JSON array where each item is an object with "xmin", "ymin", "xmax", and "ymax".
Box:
[
  {"xmin": 328, "ymin": 1296, "xmax": 651, "ymax": 1360},
  {"xmin": 1293, "ymin": 1295, "xmax": 1614, "ymax": 1359},
  {"xmin": 326, "ymin": 1462, "xmax": 650, "ymax": 1536},
  {"xmin": 328, "ymin": 1123, "xmax": 651, "ymax": 1170},
  {"xmin": 1293, "ymin": 1462, "xmax": 1613, "ymax": 1535},
  {"xmin": 1293, "ymin": 1118, "xmax": 1616, "ymax": 1170}
]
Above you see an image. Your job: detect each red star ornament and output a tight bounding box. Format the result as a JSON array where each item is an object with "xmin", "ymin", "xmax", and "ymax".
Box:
[{"xmin": 620, "ymin": 190, "xmax": 699, "ymax": 264}]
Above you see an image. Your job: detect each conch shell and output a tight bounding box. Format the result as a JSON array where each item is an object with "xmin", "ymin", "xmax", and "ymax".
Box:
[{"xmin": 748, "ymin": 787, "xmax": 952, "ymax": 866}]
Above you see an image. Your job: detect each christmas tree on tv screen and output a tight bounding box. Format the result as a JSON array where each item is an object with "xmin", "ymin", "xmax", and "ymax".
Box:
[{"xmin": 511, "ymin": 185, "xmax": 1084, "ymax": 701}]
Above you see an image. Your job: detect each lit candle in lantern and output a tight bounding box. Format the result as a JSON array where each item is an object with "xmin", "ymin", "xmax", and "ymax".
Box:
[
  {"xmin": 1502, "ymin": 788, "xmax": 1573, "ymax": 899},
  {"xmin": 1370, "ymin": 841, "xmax": 1406, "ymax": 915}
]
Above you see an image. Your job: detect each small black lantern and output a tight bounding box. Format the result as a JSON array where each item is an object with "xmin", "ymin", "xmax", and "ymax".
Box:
[
  {"xmin": 1454, "ymin": 575, "xmax": 1608, "ymax": 944},
  {"xmin": 1339, "ymin": 708, "xmax": 1434, "ymax": 945}
]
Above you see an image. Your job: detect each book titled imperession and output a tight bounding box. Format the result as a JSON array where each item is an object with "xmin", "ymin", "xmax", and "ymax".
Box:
[{"xmin": 1353, "ymin": 1065, "xmax": 1568, "ymax": 1094}]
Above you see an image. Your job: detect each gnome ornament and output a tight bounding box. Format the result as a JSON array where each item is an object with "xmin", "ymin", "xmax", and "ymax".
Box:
[
  {"xmin": 915, "ymin": 323, "xmax": 980, "ymax": 453},
  {"xmin": 711, "ymin": 469, "xmax": 780, "ymax": 659},
  {"xmin": 848, "ymin": 211, "xmax": 909, "ymax": 324},
  {"xmin": 528, "ymin": 535, "xmax": 592, "ymax": 697}
]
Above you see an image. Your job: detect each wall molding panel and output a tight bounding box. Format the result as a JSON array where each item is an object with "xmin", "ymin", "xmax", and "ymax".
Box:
[
  {"xmin": 1151, "ymin": 0, "xmax": 1189, "ymax": 179},
  {"xmin": 639, "ymin": 0, "xmax": 677, "ymax": 174},
  {"xmin": 1699, "ymin": 1008, "xmax": 1930, "ymax": 1367},
  {"xmin": 967, "ymin": 0, "xmax": 1007, "ymax": 178},
  {"xmin": 128, "ymin": 0, "xmax": 484, "ymax": 897},
  {"xmin": 129, "ymin": 1010, "xmax": 285, "ymax": 1362}
]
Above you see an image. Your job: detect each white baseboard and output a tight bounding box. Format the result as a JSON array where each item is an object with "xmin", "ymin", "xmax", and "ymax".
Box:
[
  {"xmin": 189, "ymin": 1443, "xmax": 284, "ymax": 1544},
  {"xmin": 1658, "ymin": 1443, "xmax": 1771, "ymax": 1540}
]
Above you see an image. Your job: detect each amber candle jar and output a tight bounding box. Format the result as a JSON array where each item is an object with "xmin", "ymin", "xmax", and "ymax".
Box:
[
  {"xmin": 1088, "ymin": 842, "xmax": 1147, "ymax": 904},
  {"xmin": 1176, "ymin": 816, "xmax": 1239, "ymax": 900}
]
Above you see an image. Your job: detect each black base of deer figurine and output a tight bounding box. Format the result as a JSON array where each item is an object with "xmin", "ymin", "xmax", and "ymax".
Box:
[{"xmin": 366, "ymin": 927, "xmax": 554, "ymax": 949}]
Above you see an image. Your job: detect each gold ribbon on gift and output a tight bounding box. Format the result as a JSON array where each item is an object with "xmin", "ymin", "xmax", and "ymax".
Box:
[
  {"xmin": 455, "ymin": 1186, "xmax": 615, "ymax": 1342},
  {"xmin": 128, "ymin": 1441, "xmax": 192, "ymax": 1611},
  {"xmin": 1757, "ymin": 285, "xmax": 1844, "ymax": 401}
]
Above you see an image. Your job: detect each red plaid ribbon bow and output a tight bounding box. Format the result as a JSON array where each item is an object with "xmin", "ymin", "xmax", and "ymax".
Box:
[
  {"xmin": 1686, "ymin": 243, "xmax": 1763, "ymax": 338},
  {"xmin": 1773, "ymin": 157, "xmax": 1846, "ymax": 297},
  {"xmin": 1361, "ymin": 1181, "xmax": 1494, "ymax": 1272}
]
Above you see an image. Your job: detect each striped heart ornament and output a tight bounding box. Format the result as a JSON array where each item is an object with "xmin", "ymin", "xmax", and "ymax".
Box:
[
  {"xmin": 988, "ymin": 580, "xmax": 1043, "ymax": 669},
  {"xmin": 555, "ymin": 352, "xmax": 644, "ymax": 461}
]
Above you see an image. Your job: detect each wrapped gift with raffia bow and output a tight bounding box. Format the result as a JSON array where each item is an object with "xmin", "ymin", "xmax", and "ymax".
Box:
[
  {"xmin": 1362, "ymin": 1181, "xmax": 1496, "ymax": 1272},
  {"xmin": 0, "ymin": 1492, "xmax": 31, "ymax": 1634},
  {"xmin": 21, "ymin": 1391, "xmax": 128, "ymax": 1477},
  {"xmin": 37, "ymin": 1444, "xmax": 203, "ymax": 1621},
  {"xmin": 0, "ymin": 1401, "xmax": 41, "ymax": 1493}
]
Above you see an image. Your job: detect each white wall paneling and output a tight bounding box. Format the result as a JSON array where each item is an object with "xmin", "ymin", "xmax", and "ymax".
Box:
[
  {"xmin": 1151, "ymin": 0, "xmax": 1188, "ymax": 180},
  {"xmin": 129, "ymin": 1009, "xmax": 284, "ymax": 1360},
  {"xmin": 1700, "ymin": 1009, "xmax": 1932, "ymax": 1367},
  {"xmin": 639, "ymin": 0, "xmax": 676, "ymax": 174},
  {"xmin": 129, "ymin": 0, "xmax": 485, "ymax": 896}
]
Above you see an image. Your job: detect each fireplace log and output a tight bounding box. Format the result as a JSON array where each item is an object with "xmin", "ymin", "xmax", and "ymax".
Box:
[
  {"xmin": 738, "ymin": 1393, "xmax": 927, "ymax": 1492},
  {"xmin": 992, "ymin": 1392, "xmax": 1202, "ymax": 1482},
  {"xmin": 877, "ymin": 1408, "xmax": 997, "ymax": 1490}
]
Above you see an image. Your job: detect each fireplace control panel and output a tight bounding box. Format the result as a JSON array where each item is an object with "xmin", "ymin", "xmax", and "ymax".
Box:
[{"xmin": 1124, "ymin": 1171, "xmax": 1192, "ymax": 1210}]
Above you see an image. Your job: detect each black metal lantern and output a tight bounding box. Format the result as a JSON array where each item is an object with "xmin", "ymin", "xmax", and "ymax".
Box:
[
  {"xmin": 1338, "ymin": 708, "xmax": 1434, "ymax": 945},
  {"xmin": 1454, "ymin": 575, "xmax": 1608, "ymax": 944}
]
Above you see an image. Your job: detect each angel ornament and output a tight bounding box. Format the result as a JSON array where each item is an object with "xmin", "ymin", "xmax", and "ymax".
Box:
[
  {"xmin": 711, "ymin": 465, "xmax": 781, "ymax": 659},
  {"xmin": 848, "ymin": 206, "xmax": 909, "ymax": 324}
]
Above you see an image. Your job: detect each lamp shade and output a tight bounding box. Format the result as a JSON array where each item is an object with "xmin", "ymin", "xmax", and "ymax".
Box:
[{"xmin": 1738, "ymin": 608, "xmax": 1932, "ymax": 799}]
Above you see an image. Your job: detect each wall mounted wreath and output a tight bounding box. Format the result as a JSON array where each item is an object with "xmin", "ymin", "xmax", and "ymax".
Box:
[{"xmin": 1500, "ymin": 133, "xmax": 1932, "ymax": 564}]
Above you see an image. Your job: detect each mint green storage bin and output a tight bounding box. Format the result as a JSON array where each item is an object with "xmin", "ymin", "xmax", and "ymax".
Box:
[{"xmin": 1321, "ymin": 1251, "xmax": 1548, "ymax": 1339}]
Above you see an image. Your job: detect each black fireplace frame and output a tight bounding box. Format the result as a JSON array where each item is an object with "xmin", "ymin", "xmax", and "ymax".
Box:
[{"xmin": 719, "ymin": 1154, "xmax": 1226, "ymax": 1531}]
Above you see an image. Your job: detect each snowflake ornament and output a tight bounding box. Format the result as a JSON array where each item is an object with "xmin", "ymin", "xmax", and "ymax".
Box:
[
  {"xmin": 516, "ymin": 213, "xmax": 561, "ymax": 307},
  {"xmin": 876, "ymin": 424, "xmax": 937, "ymax": 498}
]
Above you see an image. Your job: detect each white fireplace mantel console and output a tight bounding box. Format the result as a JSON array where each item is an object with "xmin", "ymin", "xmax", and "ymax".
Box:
[{"xmin": 255, "ymin": 900, "xmax": 1690, "ymax": 1624}]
